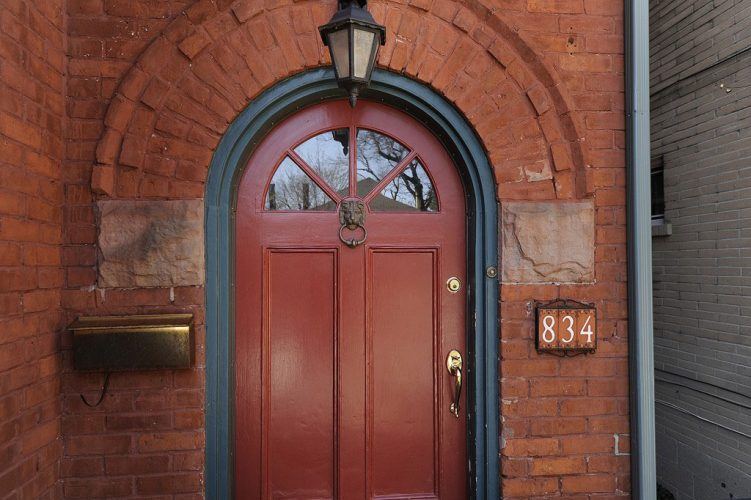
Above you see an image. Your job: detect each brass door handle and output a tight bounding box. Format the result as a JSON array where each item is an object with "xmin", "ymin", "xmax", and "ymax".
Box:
[{"xmin": 446, "ymin": 350, "xmax": 463, "ymax": 418}]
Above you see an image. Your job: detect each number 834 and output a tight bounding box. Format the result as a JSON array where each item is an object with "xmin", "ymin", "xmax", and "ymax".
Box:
[{"xmin": 540, "ymin": 311, "xmax": 594, "ymax": 345}]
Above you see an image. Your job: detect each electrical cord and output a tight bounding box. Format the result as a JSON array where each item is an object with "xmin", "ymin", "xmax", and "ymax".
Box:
[
  {"xmin": 80, "ymin": 372, "xmax": 111, "ymax": 408},
  {"xmin": 655, "ymin": 400, "xmax": 751, "ymax": 440},
  {"xmin": 655, "ymin": 370, "xmax": 751, "ymax": 411}
]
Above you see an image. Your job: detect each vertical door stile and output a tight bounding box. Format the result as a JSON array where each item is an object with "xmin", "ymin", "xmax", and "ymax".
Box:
[
  {"xmin": 434, "ymin": 248, "xmax": 442, "ymax": 498},
  {"xmin": 349, "ymin": 120, "xmax": 357, "ymax": 199}
]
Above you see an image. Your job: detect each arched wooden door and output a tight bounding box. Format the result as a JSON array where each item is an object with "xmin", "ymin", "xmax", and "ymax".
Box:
[{"xmin": 235, "ymin": 100, "xmax": 467, "ymax": 499}]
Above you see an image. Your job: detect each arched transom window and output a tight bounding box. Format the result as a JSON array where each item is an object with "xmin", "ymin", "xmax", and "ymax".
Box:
[{"xmin": 264, "ymin": 128, "xmax": 439, "ymax": 212}]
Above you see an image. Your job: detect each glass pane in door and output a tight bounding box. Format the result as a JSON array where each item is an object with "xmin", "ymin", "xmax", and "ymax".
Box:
[
  {"xmin": 372, "ymin": 159, "xmax": 438, "ymax": 212},
  {"xmin": 356, "ymin": 129, "xmax": 410, "ymax": 197},
  {"xmin": 266, "ymin": 157, "xmax": 336, "ymax": 211},
  {"xmin": 294, "ymin": 128, "xmax": 350, "ymax": 195}
]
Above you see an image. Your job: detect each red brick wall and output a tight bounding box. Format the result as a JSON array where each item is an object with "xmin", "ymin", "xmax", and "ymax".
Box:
[
  {"xmin": 61, "ymin": 2, "xmax": 206, "ymax": 497},
  {"xmin": 0, "ymin": 0, "xmax": 66, "ymax": 498},
  {"xmin": 57, "ymin": 0, "xmax": 629, "ymax": 498}
]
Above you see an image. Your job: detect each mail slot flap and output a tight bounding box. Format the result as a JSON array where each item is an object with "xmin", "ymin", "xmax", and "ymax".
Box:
[{"xmin": 69, "ymin": 314, "xmax": 194, "ymax": 371}]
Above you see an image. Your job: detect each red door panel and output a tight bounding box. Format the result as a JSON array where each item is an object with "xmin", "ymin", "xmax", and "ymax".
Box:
[
  {"xmin": 266, "ymin": 250, "xmax": 336, "ymax": 498},
  {"xmin": 235, "ymin": 100, "xmax": 466, "ymax": 499},
  {"xmin": 369, "ymin": 250, "xmax": 439, "ymax": 498}
]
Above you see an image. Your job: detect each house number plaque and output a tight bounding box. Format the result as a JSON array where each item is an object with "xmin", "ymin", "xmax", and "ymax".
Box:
[{"xmin": 535, "ymin": 300, "xmax": 597, "ymax": 354}]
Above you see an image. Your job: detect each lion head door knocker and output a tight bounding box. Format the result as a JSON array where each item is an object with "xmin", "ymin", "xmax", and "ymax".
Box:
[{"xmin": 338, "ymin": 199, "xmax": 367, "ymax": 248}]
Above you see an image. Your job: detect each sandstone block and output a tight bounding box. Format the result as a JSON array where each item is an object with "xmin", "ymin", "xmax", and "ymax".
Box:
[
  {"xmin": 502, "ymin": 200, "xmax": 594, "ymax": 283},
  {"xmin": 98, "ymin": 199, "xmax": 204, "ymax": 288}
]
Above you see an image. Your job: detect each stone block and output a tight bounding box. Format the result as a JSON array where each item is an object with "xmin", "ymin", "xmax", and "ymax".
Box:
[
  {"xmin": 98, "ymin": 199, "xmax": 204, "ymax": 288},
  {"xmin": 502, "ymin": 200, "xmax": 594, "ymax": 283}
]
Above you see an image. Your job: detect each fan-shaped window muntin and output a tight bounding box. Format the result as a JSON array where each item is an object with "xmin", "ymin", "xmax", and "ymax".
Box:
[{"xmin": 264, "ymin": 126, "xmax": 439, "ymax": 213}]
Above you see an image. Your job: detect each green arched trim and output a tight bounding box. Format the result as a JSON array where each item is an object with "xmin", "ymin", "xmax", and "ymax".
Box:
[{"xmin": 205, "ymin": 68, "xmax": 499, "ymax": 499}]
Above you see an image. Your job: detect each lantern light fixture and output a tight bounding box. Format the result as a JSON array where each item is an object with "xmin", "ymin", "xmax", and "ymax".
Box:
[{"xmin": 318, "ymin": 0, "xmax": 386, "ymax": 107}]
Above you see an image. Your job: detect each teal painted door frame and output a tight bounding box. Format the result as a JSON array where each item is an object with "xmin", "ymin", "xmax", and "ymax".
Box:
[{"xmin": 204, "ymin": 68, "xmax": 499, "ymax": 499}]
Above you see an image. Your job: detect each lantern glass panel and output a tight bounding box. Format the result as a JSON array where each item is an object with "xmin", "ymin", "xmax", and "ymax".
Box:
[
  {"xmin": 353, "ymin": 29, "xmax": 376, "ymax": 79},
  {"xmin": 328, "ymin": 28, "xmax": 351, "ymax": 78}
]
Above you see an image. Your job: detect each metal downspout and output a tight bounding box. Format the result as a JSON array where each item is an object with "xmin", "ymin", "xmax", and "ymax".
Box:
[{"xmin": 625, "ymin": 0, "xmax": 657, "ymax": 498}]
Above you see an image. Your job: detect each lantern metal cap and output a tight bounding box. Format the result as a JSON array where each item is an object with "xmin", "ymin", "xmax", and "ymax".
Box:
[{"xmin": 318, "ymin": 1, "xmax": 386, "ymax": 45}]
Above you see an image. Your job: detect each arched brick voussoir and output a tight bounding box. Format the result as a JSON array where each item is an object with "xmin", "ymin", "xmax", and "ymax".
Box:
[{"xmin": 92, "ymin": 0, "xmax": 586, "ymax": 202}]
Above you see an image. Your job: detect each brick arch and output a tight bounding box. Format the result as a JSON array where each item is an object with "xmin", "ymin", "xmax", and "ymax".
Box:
[{"xmin": 92, "ymin": 0, "xmax": 586, "ymax": 201}]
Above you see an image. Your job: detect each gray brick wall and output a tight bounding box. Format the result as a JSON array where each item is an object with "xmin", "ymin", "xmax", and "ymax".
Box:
[
  {"xmin": 650, "ymin": 0, "xmax": 751, "ymax": 94},
  {"xmin": 650, "ymin": 0, "xmax": 751, "ymax": 497}
]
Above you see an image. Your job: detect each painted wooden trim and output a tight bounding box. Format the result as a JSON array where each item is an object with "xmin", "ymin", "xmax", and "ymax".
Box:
[{"xmin": 204, "ymin": 68, "xmax": 499, "ymax": 499}]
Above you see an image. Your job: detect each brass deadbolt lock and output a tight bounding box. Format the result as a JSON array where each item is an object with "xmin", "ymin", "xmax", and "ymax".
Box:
[{"xmin": 446, "ymin": 277, "xmax": 461, "ymax": 293}]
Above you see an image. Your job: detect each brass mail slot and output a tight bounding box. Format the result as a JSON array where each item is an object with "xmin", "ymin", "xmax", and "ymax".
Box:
[{"xmin": 69, "ymin": 314, "xmax": 194, "ymax": 371}]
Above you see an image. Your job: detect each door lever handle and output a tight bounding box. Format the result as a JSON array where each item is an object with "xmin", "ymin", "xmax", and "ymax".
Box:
[{"xmin": 446, "ymin": 350, "xmax": 463, "ymax": 418}]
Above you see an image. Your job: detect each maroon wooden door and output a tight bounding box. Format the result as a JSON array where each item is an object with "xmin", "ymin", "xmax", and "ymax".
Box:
[{"xmin": 235, "ymin": 100, "xmax": 467, "ymax": 499}]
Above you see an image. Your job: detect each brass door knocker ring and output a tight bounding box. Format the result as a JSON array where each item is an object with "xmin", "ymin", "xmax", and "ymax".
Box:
[
  {"xmin": 339, "ymin": 223, "xmax": 367, "ymax": 248},
  {"xmin": 338, "ymin": 199, "xmax": 367, "ymax": 249}
]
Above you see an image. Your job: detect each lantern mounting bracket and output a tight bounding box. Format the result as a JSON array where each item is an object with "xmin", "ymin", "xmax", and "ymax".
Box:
[{"xmin": 339, "ymin": 0, "xmax": 367, "ymax": 8}]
